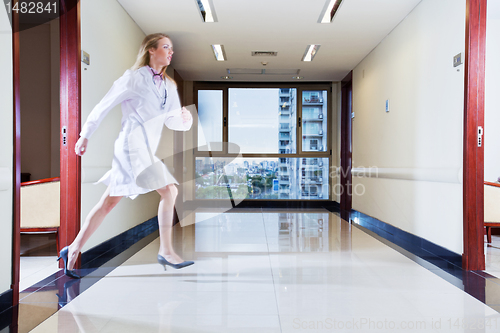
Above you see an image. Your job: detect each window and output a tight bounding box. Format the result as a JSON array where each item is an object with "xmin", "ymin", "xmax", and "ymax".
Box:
[
  {"xmin": 302, "ymin": 91, "xmax": 327, "ymax": 152},
  {"xmin": 197, "ymin": 90, "xmax": 223, "ymax": 151},
  {"xmin": 228, "ymin": 88, "xmax": 297, "ymax": 154},
  {"xmin": 194, "ymin": 84, "xmax": 331, "ymax": 200},
  {"xmin": 195, "ymin": 157, "xmax": 329, "ymax": 200}
]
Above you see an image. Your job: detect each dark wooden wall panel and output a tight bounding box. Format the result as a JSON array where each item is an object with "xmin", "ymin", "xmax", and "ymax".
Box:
[{"xmin": 340, "ymin": 72, "xmax": 353, "ymax": 213}]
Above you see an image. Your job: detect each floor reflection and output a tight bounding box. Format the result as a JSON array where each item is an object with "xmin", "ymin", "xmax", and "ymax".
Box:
[{"xmin": 9, "ymin": 209, "xmax": 500, "ymax": 333}]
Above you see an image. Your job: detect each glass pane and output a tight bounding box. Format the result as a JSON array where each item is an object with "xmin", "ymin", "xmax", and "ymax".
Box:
[
  {"xmin": 195, "ymin": 157, "xmax": 329, "ymax": 200},
  {"xmin": 228, "ymin": 88, "xmax": 296, "ymax": 154},
  {"xmin": 198, "ymin": 90, "xmax": 223, "ymax": 151},
  {"xmin": 302, "ymin": 90, "xmax": 327, "ymax": 152}
]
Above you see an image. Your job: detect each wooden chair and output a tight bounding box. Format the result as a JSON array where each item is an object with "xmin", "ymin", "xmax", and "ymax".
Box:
[
  {"xmin": 484, "ymin": 181, "xmax": 500, "ymax": 243},
  {"xmin": 20, "ymin": 178, "xmax": 60, "ymax": 249}
]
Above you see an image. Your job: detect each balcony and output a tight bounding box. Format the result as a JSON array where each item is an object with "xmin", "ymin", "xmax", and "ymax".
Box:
[
  {"xmin": 304, "ymin": 177, "xmax": 322, "ymax": 184},
  {"xmin": 279, "ymin": 177, "xmax": 290, "ymax": 185},
  {"xmin": 280, "ymin": 125, "xmax": 291, "ymax": 132},
  {"xmin": 301, "ymin": 191, "xmax": 319, "ymax": 197},
  {"xmin": 302, "ymin": 162, "xmax": 321, "ymax": 168},
  {"xmin": 302, "ymin": 132, "xmax": 323, "ymax": 137},
  {"xmin": 302, "ymin": 115, "xmax": 323, "ymax": 122},
  {"xmin": 303, "ymin": 98, "xmax": 323, "ymax": 105},
  {"xmin": 279, "ymin": 189, "xmax": 291, "ymax": 195}
]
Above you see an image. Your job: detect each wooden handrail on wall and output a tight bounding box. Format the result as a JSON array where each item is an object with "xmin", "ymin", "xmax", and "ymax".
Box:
[
  {"xmin": 21, "ymin": 177, "xmax": 60, "ymax": 187},
  {"xmin": 484, "ymin": 181, "xmax": 500, "ymax": 189}
]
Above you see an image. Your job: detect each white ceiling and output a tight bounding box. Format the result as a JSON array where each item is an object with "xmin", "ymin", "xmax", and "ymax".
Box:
[{"xmin": 117, "ymin": 0, "xmax": 422, "ymax": 82}]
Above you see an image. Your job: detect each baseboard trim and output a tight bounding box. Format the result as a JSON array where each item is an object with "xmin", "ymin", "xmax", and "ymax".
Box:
[
  {"xmin": 320, "ymin": 204, "xmax": 463, "ymax": 275},
  {"xmin": 0, "ymin": 216, "xmax": 161, "ymax": 330},
  {"xmin": 350, "ymin": 209, "xmax": 462, "ymax": 268},
  {"xmin": 81, "ymin": 216, "xmax": 159, "ymax": 268},
  {"xmin": 0, "ymin": 289, "xmax": 13, "ymax": 329}
]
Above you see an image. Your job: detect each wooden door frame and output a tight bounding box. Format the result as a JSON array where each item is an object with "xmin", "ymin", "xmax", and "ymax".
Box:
[
  {"xmin": 10, "ymin": 0, "xmax": 82, "ymax": 306},
  {"xmin": 462, "ymin": 0, "xmax": 487, "ymax": 271},
  {"xmin": 11, "ymin": 0, "xmax": 21, "ymax": 307},
  {"xmin": 58, "ymin": 0, "xmax": 81, "ymax": 265}
]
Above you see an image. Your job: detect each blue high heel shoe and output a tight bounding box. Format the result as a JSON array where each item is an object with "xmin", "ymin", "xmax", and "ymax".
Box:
[
  {"xmin": 57, "ymin": 246, "xmax": 81, "ymax": 279},
  {"xmin": 157, "ymin": 254, "xmax": 194, "ymax": 270},
  {"xmin": 56, "ymin": 278, "xmax": 80, "ymax": 309}
]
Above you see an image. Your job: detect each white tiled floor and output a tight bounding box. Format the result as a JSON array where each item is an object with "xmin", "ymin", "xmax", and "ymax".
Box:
[
  {"xmin": 486, "ymin": 234, "xmax": 500, "ymax": 279},
  {"xmin": 30, "ymin": 210, "xmax": 500, "ymax": 332},
  {"xmin": 20, "ymin": 256, "xmax": 59, "ymax": 292},
  {"xmin": 19, "ymin": 233, "xmax": 59, "ymax": 292}
]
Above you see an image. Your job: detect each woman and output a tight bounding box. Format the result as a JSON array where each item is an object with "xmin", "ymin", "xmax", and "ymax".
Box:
[{"xmin": 57, "ymin": 33, "xmax": 193, "ymax": 279}]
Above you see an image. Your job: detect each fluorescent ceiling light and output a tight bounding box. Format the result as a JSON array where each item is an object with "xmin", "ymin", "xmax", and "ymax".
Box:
[
  {"xmin": 302, "ymin": 45, "xmax": 320, "ymax": 62},
  {"xmin": 212, "ymin": 44, "xmax": 226, "ymax": 61},
  {"xmin": 196, "ymin": 0, "xmax": 217, "ymax": 22},
  {"xmin": 227, "ymin": 68, "xmax": 300, "ymax": 75},
  {"xmin": 319, "ymin": 0, "xmax": 343, "ymax": 23}
]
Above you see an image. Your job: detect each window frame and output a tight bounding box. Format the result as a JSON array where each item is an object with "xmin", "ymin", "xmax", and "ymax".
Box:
[{"xmin": 193, "ymin": 82, "xmax": 333, "ymax": 201}]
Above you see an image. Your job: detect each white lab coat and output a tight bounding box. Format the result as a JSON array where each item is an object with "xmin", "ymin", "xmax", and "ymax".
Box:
[{"xmin": 80, "ymin": 66, "xmax": 192, "ymax": 199}]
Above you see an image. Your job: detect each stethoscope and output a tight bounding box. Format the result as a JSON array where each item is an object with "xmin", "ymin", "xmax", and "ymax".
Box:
[{"xmin": 149, "ymin": 66, "xmax": 167, "ymax": 109}]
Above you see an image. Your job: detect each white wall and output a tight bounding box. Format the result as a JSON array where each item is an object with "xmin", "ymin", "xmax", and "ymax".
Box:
[
  {"xmin": 20, "ymin": 24, "xmax": 53, "ymax": 181},
  {"xmin": 80, "ymin": 0, "xmax": 158, "ymax": 251},
  {"xmin": 50, "ymin": 20, "xmax": 60, "ymax": 178},
  {"xmin": 351, "ymin": 0, "xmax": 465, "ymax": 254},
  {"xmin": 485, "ymin": 1, "xmax": 500, "ymax": 182},
  {"xmin": 0, "ymin": 6, "xmax": 13, "ymax": 293}
]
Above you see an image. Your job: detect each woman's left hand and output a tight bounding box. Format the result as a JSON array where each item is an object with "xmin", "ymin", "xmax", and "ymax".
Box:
[{"xmin": 181, "ymin": 107, "xmax": 192, "ymax": 122}]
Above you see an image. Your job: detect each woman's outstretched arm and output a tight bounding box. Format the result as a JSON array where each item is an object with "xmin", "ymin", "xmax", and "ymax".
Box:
[{"xmin": 80, "ymin": 70, "xmax": 136, "ymax": 140}]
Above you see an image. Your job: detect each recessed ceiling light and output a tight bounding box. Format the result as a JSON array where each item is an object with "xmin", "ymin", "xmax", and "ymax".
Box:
[
  {"xmin": 292, "ymin": 76, "xmax": 304, "ymax": 80},
  {"xmin": 196, "ymin": 0, "xmax": 217, "ymax": 23},
  {"xmin": 212, "ymin": 44, "xmax": 226, "ymax": 61},
  {"xmin": 221, "ymin": 76, "xmax": 233, "ymax": 80},
  {"xmin": 319, "ymin": 0, "xmax": 343, "ymax": 24},
  {"xmin": 301, "ymin": 45, "xmax": 320, "ymax": 62},
  {"xmin": 251, "ymin": 51, "xmax": 278, "ymax": 57}
]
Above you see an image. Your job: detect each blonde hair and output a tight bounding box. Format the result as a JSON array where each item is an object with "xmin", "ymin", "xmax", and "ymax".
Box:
[{"xmin": 132, "ymin": 33, "xmax": 175, "ymax": 85}]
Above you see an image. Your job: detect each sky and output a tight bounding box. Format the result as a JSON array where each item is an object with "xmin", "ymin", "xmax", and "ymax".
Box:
[
  {"xmin": 198, "ymin": 90, "xmax": 223, "ymax": 151},
  {"xmin": 197, "ymin": 88, "xmax": 281, "ymax": 154},
  {"xmin": 228, "ymin": 88, "xmax": 279, "ymax": 153}
]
